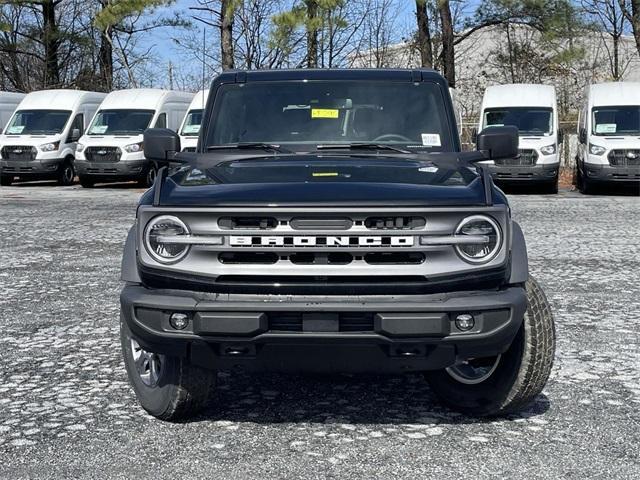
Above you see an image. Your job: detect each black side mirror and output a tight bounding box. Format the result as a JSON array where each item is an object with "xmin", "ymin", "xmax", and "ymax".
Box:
[
  {"xmin": 558, "ymin": 129, "xmax": 564, "ymax": 145},
  {"xmin": 578, "ymin": 128, "xmax": 586, "ymax": 144},
  {"xmin": 471, "ymin": 128, "xmax": 478, "ymax": 143},
  {"xmin": 476, "ymin": 126, "xmax": 519, "ymax": 160},
  {"xmin": 69, "ymin": 128, "xmax": 81, "ymax": 142},
  {"xmin": 144, "ymin": 128, "xmax": 181, "ymax": 163}
]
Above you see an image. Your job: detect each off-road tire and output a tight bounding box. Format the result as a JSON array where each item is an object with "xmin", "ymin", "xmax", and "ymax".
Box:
[
  {"xmin": 0, "ymin": 175, "xmax": 12, "ymax": 186},
  {"xmin": 425, "ymin": 277, "xmax": 555, "ymax": 416},
  {"xmin": 120, "ymin": 313, "xmax": 215, "ymax": 421},
  {"xmin": 79, "ymin": 176, "xmax": 95, "ymax": 188}
]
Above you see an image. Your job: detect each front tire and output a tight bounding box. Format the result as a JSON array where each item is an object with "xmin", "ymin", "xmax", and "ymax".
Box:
[
  {"xmin": 120, "ymin": 314, "xmax": 216, "ymax": 421},
  {"xmin": 0, "ymin": 175, "xmax": 12, "ymax": 186},
  {"xmin": 139, "ymin": 163, "xmax": 157, "ymax": 188},
  {"xmin": 425, "ymin": 277, "xmax": 555, "ymax": 416},
  {"xmin": 79, "ymin": 176, "xmax": 95, "ymax": 188},
  {"xmin": 57, "ymin": 160, "xmax": 75, "ymax": 186}
]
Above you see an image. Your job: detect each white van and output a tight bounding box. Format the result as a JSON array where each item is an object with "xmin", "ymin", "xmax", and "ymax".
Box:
[
  {"xmin": 0, "ymin": 92, "xmax": 26, "ymax": 133},
  {"xmin": 478, "ymin": 84, "xmax": 561, "ymax": 193},
  {"xmin": 179, "ymin": 89, "xmax": 209, "ymax": 152},
  {"xmin": 75, "ymin": 89, "xmax": 194, "ymax": 187},
  {"xmin": 576, "ymin": 82, "xmax": 640, "ymax": 194},
  {"xmin": 0, "ymin": 90, "xmax": 106, "ymax": 186}
]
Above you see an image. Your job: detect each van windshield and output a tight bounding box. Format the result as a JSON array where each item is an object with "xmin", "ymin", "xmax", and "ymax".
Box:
[
  {"xmin": 484, "ymin": 107, "xmax": 553, "ymax": 136},
  {"xmin": 592, "ymin": 106, "xmax": 640, "ymax": 135},
  {"xmin": 181, "ymin": 109, "xmax": 203, "ymax": 136},
  {"xmin": 206, "ymin": 81, "xmax": 453, "ymax": 151},
  {"xmin": 88, "ymin": 109, "xmax": 154, "ymax": 135},
  {"xmin": 5, "ymin": 110, "xmax": 71, "ymax": 135}
]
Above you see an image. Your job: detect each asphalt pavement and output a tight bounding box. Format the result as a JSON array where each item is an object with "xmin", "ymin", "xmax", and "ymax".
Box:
[{"xmin": 0, "ymin": 183, "xmax": 638, "ymax": 479}]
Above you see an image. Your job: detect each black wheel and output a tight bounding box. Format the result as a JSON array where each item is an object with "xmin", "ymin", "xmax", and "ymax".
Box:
[
  {"xmin": 57, "ymin": 160, "xmax": 75, "ymax": 186},
  {"xmin": 541, "ymin": 179, "xmax": 558, "ymax": 194},
  {"xmin": 577, "ymin": 164, "xmax": 596, "ymax": 194},
  {"xmin": 79, "ymin": 176, "xmax": 95, "ymax": 188},
  {"xmin": 120, "ymin": 313, "xmax": 215, "ymax": 421},
  {"xmin": 0, "ymin": 175, "xmax": 12, "ymax": 186},
  {"xmin": 425, "ymin": 277, "xmax": 555, "ymax": 416},
  {"xmin": 139, "ymin": 163, "xmax": 157, "ymax": 188}
]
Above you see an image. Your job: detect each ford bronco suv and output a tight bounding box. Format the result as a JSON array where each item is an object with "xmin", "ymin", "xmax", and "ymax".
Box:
[{"xmin": 120, "ymin": 69, "xmax": 555, "ymax": 421}]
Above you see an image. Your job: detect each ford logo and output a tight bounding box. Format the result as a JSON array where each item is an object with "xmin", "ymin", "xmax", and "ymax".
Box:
[
  {"xmin": 14, "ymin": 149, "xmax": 23, "ymax": 154},
  {"xmin": 626, "ymin": 151, "xmax": 637, "ymax": 159},
  {"xmin": 97, "ymin": 150, "xmax": 107, "ymax": 155}
]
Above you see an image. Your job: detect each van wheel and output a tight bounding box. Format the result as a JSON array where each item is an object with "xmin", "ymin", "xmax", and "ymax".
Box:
[
  {"xmin": 79, "ymin": 177, "xmax": 95, "ymax": 188},
  {"xmin": 120, "ymin": 313, "xmax": 215, "ymax": 421},
  {"xmin": 58, "ymin": 160, "xmax": 75, "ymax": 186},
  {"xmin": 139, "ymin": 164, "xmax": 157, "ymax": 188},
  {"xmin": 542, "ymin": 179, "xmax": 558, "ymax": 194},
  {"xmin": 425, "ymin": 277, "xmax": 555, "ymax": 416},
  {"xmin": 0, "ymin": 175, "xmax": 12, "ymax": 186}
]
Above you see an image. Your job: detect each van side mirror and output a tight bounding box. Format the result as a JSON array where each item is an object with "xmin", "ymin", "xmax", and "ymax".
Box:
[
  {"xmin": 471, "ymin": 128, "xmax": 478, "ymax": 143},
  {"xmin": 144, "ymin": 128, "xmax": 181, "ymax": 163},
  {"xmin": 558, "ymin": 129, "xmax": 564, "ymax": 145},
  {"xmin": 476, "ymin": 126, "xmax": 519, "ymax": 160},
  {"xmin": 578, "ymin": 128, "xmax": 586, "ymax": 144},
  {"xmin": 70, "ymin": 128, "xmax": 81, "ymax": 142}
]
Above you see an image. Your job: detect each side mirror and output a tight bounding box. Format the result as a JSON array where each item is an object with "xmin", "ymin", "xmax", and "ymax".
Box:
[
  {"xmin": 476, "ymin": 125, "xmax": 519, "ymax": 160},
  {"xmin": 471, "ymin": 128, "xmax": 478, "ymax": 143},
  {"xmin": 70, "ymin": 128, "xmax": 81, "ymax": 142},
  {"xmin": 578, "ymin": 128, "xmax": 586, "ymax": 144},
  {"xmin": 558, "ymin": 129, "xmax": 564, "ymax": 145},
  {"xmin": 143, "ymin": 128, "xmax": 181, "ymax": 163}
]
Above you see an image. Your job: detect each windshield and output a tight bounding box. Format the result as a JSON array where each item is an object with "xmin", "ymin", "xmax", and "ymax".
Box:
[
  {"xmin": 88, "ymin": 109, "xmax": 154, "ymax": 135},
  {"xmin": 484, "ymin": 107, "xmax": 553, "ymax": 136},
  {"xmin": 206, "ymin": 81, "xmax": 453, "ymax": 150},
  {"xmin": 592, "ymin": 106, "xmax": 640, "ymax": 135},
  {"xmin": 181, "ymin": 109, "xmax": 203, "ymax": 136},
  {"xmin": 5, "ymin": 110, "xmax": 71, "ymax": 135}
]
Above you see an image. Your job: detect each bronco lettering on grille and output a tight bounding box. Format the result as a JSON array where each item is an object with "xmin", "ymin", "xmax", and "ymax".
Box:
[{"xmin": 229, "ymin": 236, "xmax": 414, "ymax": 247}]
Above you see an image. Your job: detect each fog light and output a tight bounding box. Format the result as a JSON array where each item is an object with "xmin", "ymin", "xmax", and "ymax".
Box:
[
  {"xmin": 170, "ymin": 313, "xmax": 190, "ymax": 330},
  {"xmin": 455, "ymin": 314, "xmax": 475, "ymax": 331}
]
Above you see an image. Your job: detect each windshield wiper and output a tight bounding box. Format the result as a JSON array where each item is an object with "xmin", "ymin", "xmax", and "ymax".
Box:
[
  {"xmin": 207, "ymin": 142, "xmax": 292, "ymax": 153},
  {"xmin": 315, "ymin": 143, "xmax": 413, "ymax": 154}
]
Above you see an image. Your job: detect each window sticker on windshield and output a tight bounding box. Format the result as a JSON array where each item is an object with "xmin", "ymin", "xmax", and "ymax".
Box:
[
  {"xmin": 182, "ymin": 125, "xmax": 201, "ymax": 134},
  {"xmin": 311, "ymin": 108, "xmax": 339, "ymax": 119},
  {"xmin": 90, "ymin": 125, "xmax": 108, "ymax": 134},
  {"xmin": 7, "ymin": 125, "xmax": 24, "ymax": 134},
  {"xmin": 421, "ymin": 133, "xmax": 441, "ymax": 146},
  {"xmin": 595, "ymin": 123, "xmax": 617, "ymax": 134}
]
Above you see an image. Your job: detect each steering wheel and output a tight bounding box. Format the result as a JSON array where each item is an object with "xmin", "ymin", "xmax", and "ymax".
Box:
[{"xmin": 372, "ymin": 134, "xmax": 413, "ymax": 143}]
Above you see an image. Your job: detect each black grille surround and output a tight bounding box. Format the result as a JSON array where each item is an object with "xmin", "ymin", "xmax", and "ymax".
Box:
[
  {"xmin": 608, "ymin": 149, "xmax": 640, "ymax": 166},
  {"xmin": 85, "ymin": 146, "xmax": 122, "ymax": 163},
  {"xmin": 495, "ymin": 149, "xmax": 538, "ymax": 166},
  {"xmin": 1, "ymin": 145, "xmax": 36, "ymax": 161}
]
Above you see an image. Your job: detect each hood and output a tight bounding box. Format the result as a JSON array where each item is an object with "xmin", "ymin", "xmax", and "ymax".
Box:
[
  {"xmin": 589, "ymin": 135, "xmax": 640, "ymax": 150},
  {"xmin": 79, "ymin": 133, "xmax": 143, "ymax": 146},
  {"xmin": 0, "ymin": 133, "xmax": 61, "ymax": 146},
  {"xmin": 518, "ymin": 135, "xmax": 556, "ymax": 149}
]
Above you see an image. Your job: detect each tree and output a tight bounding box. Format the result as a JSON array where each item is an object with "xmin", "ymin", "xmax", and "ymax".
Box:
[
  {"xmin": 415, "ymin": 0, "xmax": 433, "ymax": 68},
  {"xmin": 618, "ymin": 0, "xmax": 640, "ymax": 58},
  {"xmin": 438, "ymin": 0, "xmax": 455, "ymax": 86},
  {"xmin": 582, "ymin": 0, "xmax": 627, "ymax": 80}
]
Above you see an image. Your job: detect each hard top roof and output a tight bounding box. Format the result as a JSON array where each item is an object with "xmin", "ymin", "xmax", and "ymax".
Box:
[{"xmin": 213, "ymin": 68, "xmax": 447, "ymax": 84}]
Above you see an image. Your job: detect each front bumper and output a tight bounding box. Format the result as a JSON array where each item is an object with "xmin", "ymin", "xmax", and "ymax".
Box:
[
  {"xmin": 74, "ymin": 158, "xmax": 150, "ymax": 178},
  {"xmin": 583, "ymin": 163, "xmax": 640, "ymax": 183},
  {"xmin": 1, "ymin": 158, "xmax": 64, "ymax": 178},
  {"xmin": 488, "ymin": 163, "xmax": 559, "ymax": 183},
  {"xmin": 120, "ymin": 284, "xmax": 527, "ymax": 374}
]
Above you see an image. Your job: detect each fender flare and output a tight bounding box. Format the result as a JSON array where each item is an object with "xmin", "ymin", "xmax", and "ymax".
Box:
[
  {"xmin": 509, "ymin": 221, "xmax": 529, "ymax": 284},
  {"xmin": 121, "ymin": 226, "xmax": 141, "ymax": 283}
]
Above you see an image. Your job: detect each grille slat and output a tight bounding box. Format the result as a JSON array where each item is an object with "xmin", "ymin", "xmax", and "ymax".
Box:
[
  {"xmin": 608, "ymin": 149, "xmax": 640, "ymax": 166},
  {"xmin": 1, "ymin": 145, "xmax": 36, "ymax": 161},
  {"xmin": 85, "ymin": 146, "xmax": 121, "ymax": 163},
  {"xmin": 496, "ymin": 149, "xmax": 538, "ymax": 166}
]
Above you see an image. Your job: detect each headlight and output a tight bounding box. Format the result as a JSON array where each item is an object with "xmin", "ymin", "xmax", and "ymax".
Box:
[
  {"xmin": 144, "ymin": 215, "xmax": 190, "ymax": 264},
  {"xmin": 76, "ymin": 143, "xmax": 85, "ymax": 152},
  {"xmin": 454, "ymin": 215, "xmax": 502, "ymax": 264},
  {"xmin": 589, "ymin": 143, "xmax": 606, "ymax": 156},
  {"xmin": 39, "ymin": 141, "xmax": 60, "ymax": 152},
  {"xmin": 540, "ymin": 144, "xmax": 556, "ymax": 155},
  {"xmin": 124, "ymin": 142, "xmax": 143, "ymax": 153}
]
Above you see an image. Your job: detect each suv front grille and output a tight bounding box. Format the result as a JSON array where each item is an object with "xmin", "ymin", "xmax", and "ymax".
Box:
[
  {"xmin": 85, "ymin": 146, "xmax": 121, "ymax": 163},
  {"xmin": 1, "ymin": 145, "xmax": 36, "ymax": 161},
  {"xmin": 495, "ymin": 149, "xmax": 537, "ymax": 166},
  {"xmin": 608, "ymin": 149, "xmax": 640, "ymax": 166},
  {"xmin": 268, "ymin": 312, "xmax": 375, "ymax": 332}
]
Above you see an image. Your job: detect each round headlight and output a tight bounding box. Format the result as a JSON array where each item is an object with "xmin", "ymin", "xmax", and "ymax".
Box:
[
  {"xmin": 454, "ymin": 215, "xmax": 502, "ymax": 264},
  {"xmin": 144, "ymin": 215, "xmax": 190, "ymax": 263}
]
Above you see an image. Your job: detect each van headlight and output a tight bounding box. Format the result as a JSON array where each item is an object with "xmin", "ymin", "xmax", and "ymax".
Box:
[
  {"xmin": 124, "ymin": 142, "xmax": 143, "ymax": 153},
  {"xmin": 39, "ymin": 141, "xmax": 60, "ymax": 152},
  {"xmin": 144, "ymin": 215, "xmax": 190, "ymax": 263},
  {"xmin": 589, "ymin": 143, "xmax": 606, "ymax": 156},
  {"xmin": 76, "ymin": 143, "xmax": 85, "ymax": 152},
  {"xmin": 540, "ymin": 144, "xmax": 556, "ymax": 155},
  {"xmin": 454, "ymin": 215, "xmax": 502, "ymax": 264}
]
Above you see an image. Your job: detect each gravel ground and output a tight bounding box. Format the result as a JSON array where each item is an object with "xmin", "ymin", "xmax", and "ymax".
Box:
[{"xmin": 0, "ymin": 183, "xmax": 639, "ymax": 479}]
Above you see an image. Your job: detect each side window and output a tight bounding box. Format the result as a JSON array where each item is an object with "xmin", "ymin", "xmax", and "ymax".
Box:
[
  {"xmin": 67, "ymin": 113, "xmax": 84, "ymax": 143},
  {"xmin": 154, "ymin": 113, "xmax": 167, "ymax": 129}
]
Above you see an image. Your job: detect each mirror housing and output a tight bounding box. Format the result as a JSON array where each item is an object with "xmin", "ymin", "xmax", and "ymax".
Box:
[
  {"xmin": 70, "ymin": 128, "xmax": 81, "ymax": 142},
  {"xmin": 558, "ymin": 129, "xmax": 564, "ymax": 145},
  {"xmin": 578, "ymin": 127, "xmax": 587, "ymax": 144},
  {"xmin": 476, "ymin": 126, "xmax": 519, "ymax": 160},
  {"xmin": 471, "ymin": 127, "xmax": 478, "ymax": 144},
  {"xmin": 144, "ymin": 128, "xmax": 181, "ymax": 163}
]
